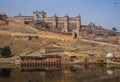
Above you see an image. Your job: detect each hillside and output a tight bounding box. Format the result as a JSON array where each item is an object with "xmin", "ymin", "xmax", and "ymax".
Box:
[{"xmin": 0, "ymin": 25, "xmax": 120, "ymax": 57}]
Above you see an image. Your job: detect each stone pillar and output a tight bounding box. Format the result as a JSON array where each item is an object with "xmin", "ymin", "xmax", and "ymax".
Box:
[
  {"xmin": 41, "ymin": 10, "xmax": 47, "ymax": 21},
  {"xmin": 76, "ymin": 15, "xmax": 81, "ymax": 37},
  {"xmin": 76, "ymin": 15, "xmax": 81, "ymax": 31},
  {"xmin": 63, "ymin": 15, "xmax": 69, "ymax": 33},
  {"xmin": 53, "ymin": 14, "xmax": 57, "ymax": 30}
]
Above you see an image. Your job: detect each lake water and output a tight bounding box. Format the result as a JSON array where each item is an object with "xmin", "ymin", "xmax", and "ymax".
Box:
[{"xmin": 0, "ymin": 64, "xmax": 120, "ymax": 82}]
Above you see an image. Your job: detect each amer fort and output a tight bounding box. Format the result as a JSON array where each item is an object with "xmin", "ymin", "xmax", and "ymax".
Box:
[
  {"xmin": 0, "ymin": 10, "xmax": 120, "ymax": 68},
  {"xmin": 0, "ymin": 10, "xmax": 95, "ymax": 39},
  {"xmin": 7, "ymin": 10, "xmax": 81, "ymax": 33},
  {"xmin": 0, "ymin": 10, "xmax": 120, "ymax": 82}
]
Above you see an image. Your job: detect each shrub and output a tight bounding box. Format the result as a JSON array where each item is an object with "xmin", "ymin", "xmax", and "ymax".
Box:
[{"xmin": 0, "ymin": 46, "xmax": 11, "ymax": 57}]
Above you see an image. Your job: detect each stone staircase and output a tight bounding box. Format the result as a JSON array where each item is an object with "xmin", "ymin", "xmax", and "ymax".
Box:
[{"xmin": 31, "ymin": 20, "xmax": 50, "ymax": 30}]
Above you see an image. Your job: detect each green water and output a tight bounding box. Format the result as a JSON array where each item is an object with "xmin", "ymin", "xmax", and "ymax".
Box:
[{"xmin": 0, "ymin": 64, "xmax": 120, "ymax": 82}]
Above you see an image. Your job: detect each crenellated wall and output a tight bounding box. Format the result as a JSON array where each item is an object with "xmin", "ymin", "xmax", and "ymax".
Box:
[{"xmin": 44, "ymin": 14, "xmax": 81, "ymax": 33}]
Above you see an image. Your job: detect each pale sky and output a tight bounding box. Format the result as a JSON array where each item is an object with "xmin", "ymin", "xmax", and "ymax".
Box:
[{"xmin": 0, "ymin": 0, "xmax": 120, "ymax": 31}]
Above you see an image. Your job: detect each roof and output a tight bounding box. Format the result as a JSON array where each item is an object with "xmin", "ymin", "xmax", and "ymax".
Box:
[{"xmin": 106, "ymin": 53, "xmax": 115, "ymax": 58}]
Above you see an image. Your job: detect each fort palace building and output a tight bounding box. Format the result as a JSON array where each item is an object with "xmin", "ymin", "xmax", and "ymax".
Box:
[
  {"xmin": 43, "ymin": 13, "xmax": 81, "ymax": 33},
  {"xmin": 0, "ymin": 10, "xmax": 117, "ymax": 40},
  {"xmin": 1, "ymin": 10, "xmax": 94, "ymax": 38},
  {"xmin": 7, "ymin": 10, "xmax": 82, "ymax": 33}
]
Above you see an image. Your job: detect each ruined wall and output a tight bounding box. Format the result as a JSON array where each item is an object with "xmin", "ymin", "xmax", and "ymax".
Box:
[{"xmin": 7, "ymin": 16, "xmax": 34, "ymax": 26}]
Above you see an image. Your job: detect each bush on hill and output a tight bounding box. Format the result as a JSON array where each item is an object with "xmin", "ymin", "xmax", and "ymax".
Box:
[{"xmin": 0, "ymin": 46, "xmax": 11, "ymax": 57}]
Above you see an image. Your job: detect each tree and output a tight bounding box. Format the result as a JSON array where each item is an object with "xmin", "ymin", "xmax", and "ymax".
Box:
[
  {"xmin": 0, "ymin": 46, "xmax": 11, "ymax": 57},
  {"xmin": 112, "ymin": 27, "xmax": 117, "ymax": 32},
  {"xmin": 0, "ymin": 48, "xmax": 2, "ymax": 57}
]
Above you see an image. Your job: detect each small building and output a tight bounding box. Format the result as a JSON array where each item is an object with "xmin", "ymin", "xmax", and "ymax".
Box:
[
  {"xmin": 0, "ymin": 13, "xmax": 7, "ymax": 21},
  {"xmin": 14, "ymin": 56, "xmax": 21, "ymax": 65},
  {"xmin": 106, "ymin": 53, "xmax": 115, "ymax": 64},
  {"xmin": 0, "ymin": 13, "xmax": 7, "ymax": 25},
  {"xmin": 7, "ymin": 15, "xmax": 34, "ymax": 26},
  {"xmin": 106, "ymin": 53, "xmax": 115, "ymax": 58},
  {"xmin": 72, "ymin": 29, "xmax": 79, "ymax": 39}
]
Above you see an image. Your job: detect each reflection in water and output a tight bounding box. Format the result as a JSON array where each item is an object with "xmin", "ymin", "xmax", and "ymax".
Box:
[
  {"xmin": 107, "ymin": 66, "xmax": 114, "ymax": 76},
  {"xmin": 107, "ymin": 69, "xmax": 114, "ymax": 75},
  {"xmin": 0, "ymin": 68, "xmax": 11, "ymax": 78},
  {"xmin": 0, "ymin": 64, "xmax": 120, "ymax": 82}
]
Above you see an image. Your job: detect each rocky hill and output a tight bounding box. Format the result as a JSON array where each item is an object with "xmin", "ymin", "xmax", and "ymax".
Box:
[
  {"xmin": 89, "ymin": 25, "xmax": 117, "ymax": 36},
  {"xmin": 0, "ymin": 25, "xmax": 120, "ymax": 57}
]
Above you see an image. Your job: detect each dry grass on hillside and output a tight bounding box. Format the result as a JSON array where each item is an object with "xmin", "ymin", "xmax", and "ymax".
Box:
[
  {"xmin": 0, "ymin": 26, "xmax": 37, "ymax": 34},
  {"xmin": 0, "ymin": 34, "xmax": 68, "ymax": 56},
  {"xmin": 0, "ymin": 35, "xmax": 39, "ymax": 55},
  {"xmin": 0, "ymin": 25, "xmax": 120, "ymax": 57}
]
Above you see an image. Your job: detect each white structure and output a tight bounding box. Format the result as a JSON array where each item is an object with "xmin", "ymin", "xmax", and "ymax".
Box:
[
  {"xmin": 106, "ymin": 53, "xmax": 115, "ymax": 64},
  {"xmin": 106, "ymin": 53, "xmax": 115, "ymax": 58}
]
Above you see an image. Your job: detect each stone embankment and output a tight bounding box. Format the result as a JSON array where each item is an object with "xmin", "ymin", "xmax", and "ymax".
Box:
[{"xmin": 0, "ymin": 57, "xmax": 15, "ymax": 65}]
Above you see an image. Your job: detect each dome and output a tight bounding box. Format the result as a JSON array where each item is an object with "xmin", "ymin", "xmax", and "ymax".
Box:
[{"xmin": 106, "ymin": 53, "xmax": 115, "ymax": 58}]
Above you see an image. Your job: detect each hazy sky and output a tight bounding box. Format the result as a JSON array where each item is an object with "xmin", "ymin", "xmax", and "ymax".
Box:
[{"xmin": 0, "ymin": 0, "xmax": 120, "ymax": 31}]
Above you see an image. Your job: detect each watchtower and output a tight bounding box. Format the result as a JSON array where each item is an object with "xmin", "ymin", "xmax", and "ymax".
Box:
[{"xmin": 33, "ymin": 10, "xmax": 46, "ymax": 21}]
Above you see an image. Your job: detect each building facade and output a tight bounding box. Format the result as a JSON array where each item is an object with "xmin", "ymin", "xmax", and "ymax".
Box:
[
  {"xmin": 7, "ymin": 14, "xmax": 34, "ymax": 26},
  {"xmin": 32, "ymin": 10, "xmax": 81, "ymax": 33},
  {"xmin": 7, "ymin": 10, "xmax": 81, "ymax": 33},
  {"xmin": 43, "ymin": 14, "xmax": 81, "ymax": 33}
]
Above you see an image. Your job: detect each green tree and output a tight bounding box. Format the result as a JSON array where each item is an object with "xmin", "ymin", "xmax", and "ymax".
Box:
[
  {"xmin": 0, "ymin": 46, "xmax": 11, "ymax": 57},
  {"xmin": 0, "ymin": 48, "xmax": 2, "ymax": 57},
  {"xmin": 112, "ymin": 27, "xmax": 117, "ymax": 31}
]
